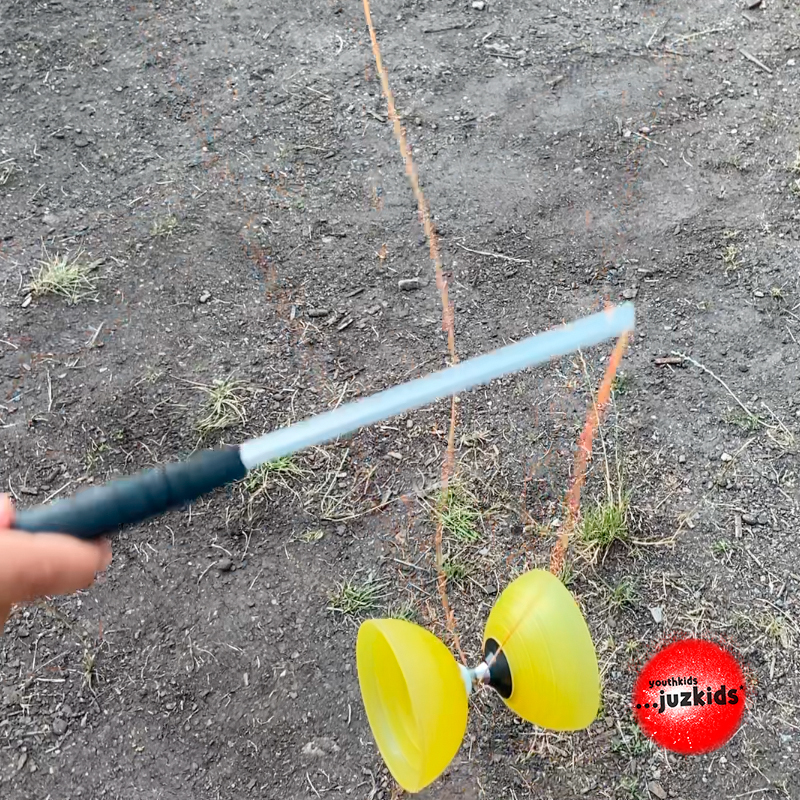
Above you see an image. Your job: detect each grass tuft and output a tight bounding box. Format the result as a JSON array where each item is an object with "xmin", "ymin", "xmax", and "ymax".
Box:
[
  {"xmin": 388, "ymin": 600, "xmax": 417, "ymax": 622},
  {"xmin": 328, "ymin": 575, "xmax": 384, "ymax": 616},
  {"xmin": 441, "ymin": 556, "xmax": 474, "ymax": 586},
  {"xmin": 579, "ymin": 496, "xmax": 629, "ymax": 552},
  {"xmin": 27, "ymin": 247, "xmax": 101, "ymax": 303},
  {"xmin": 195, "ymin": 379, "xmax": 248, "ymax": 435},
  {"xmin": 245, "ymin": 456, "xmax": 305, "ymax": 493},
  {"xmin": 432, "ymin": 484, "xmax": 483, "ymax": 543},
  {"xmin": 609, "ymin": 577, "xmax": 637, "ymax": 609}
]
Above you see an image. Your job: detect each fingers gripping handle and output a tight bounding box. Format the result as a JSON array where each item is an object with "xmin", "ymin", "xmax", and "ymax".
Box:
[{"xmin": 14, "ymin": 447, "xmax": 247, "ymax": 540}]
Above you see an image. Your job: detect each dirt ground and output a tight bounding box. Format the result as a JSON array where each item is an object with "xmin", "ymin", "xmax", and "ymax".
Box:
[{"xmin": 1, "ymin": 0, "xmax": 799, "ymax": 798}]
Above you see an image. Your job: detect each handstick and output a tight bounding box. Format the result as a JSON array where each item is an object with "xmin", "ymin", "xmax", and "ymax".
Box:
[{"xmin": 14, "ymin": 304, "xmax": 634, "ymax": 539}]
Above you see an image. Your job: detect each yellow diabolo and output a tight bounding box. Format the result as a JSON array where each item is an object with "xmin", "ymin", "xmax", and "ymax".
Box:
[{"xmin": 356, "ymin": 569, "xmax": 600, "ymax": 794}]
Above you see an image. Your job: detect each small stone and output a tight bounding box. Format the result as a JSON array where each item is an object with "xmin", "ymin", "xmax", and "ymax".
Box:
[
  {"xmin": 650, "ymin": 606, "xmax": 663, "ymax": 624},
  {"xmin": 60, "ymin": 704, "xmax": 73, "ymax": 718},
  {"xmin": 720, "ymin": 452, "xmax": 733, "ymax": 462},
  {"xmin": 622, "ymin": 288, "xmax": 638, "ymax": 300},
  {"xmin": 307, "ymin": 308, "xmax": 330, "ymax": 318},
  {"xmin": 757, "ymin": 513, "xmax": 769, "ymax": 525},
  {"xmin": 742, "ymin": 513, "xmax": 757, "ymax": 525},
  {"xmin": 21, "ymin": 294, "xmax": 32, "ymax": 308},
  {"xmin": 52, "ymin": 718, "xmax": 68, "ymax": 736},
  {"xmin": 678, "ymin": 455, "xmax": 686, "ymax": 464},
  {"xmin": 42, "ymin": 212, "xmax": 59, "ymax": 227},
  {"xmin": 74, "ymin": 137, "xmax": 89, "ymax": 148},
  {"xmin": 398, "ymin": 278, "xmax": 421, "ymax": 291},
  {"xmin": 472, "ymin": 0, "xmax": 486, "ymax": 8},
  {"xmin": 647, "ymin": 781, "xmax": 667, "ymax": 800},
  {"xmin": 216, "ymin": 558, "xmax": 233, "ymax": 572},
  {"xmin": 199, "ymin": 291, "xmax": 211, "ymax": 303},
  {"xmin": 753, "ymin": 290, "xmax": 764, "ymax": 298}
]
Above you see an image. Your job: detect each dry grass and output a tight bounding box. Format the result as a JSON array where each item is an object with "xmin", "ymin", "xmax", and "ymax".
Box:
[
  {"xmin": 195, "ymin": 379, "xmax": 248, "ymax": 435},
  {"xmin": 721, "ymin": 243, "xmax": 741, "ymax": 271},
  {"xmin": 150, "ymin": 214, "xmax": 178, "ymax": 238},
  {"xmin": 0, "ymin": 157, "xmax": 18, "ymax": 186},
  {"xmin": 26, "ymin": 247, "xmax": 101, "ymax": 303}
]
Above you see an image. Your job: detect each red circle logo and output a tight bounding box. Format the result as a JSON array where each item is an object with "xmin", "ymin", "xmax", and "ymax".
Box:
[{"xmin": 632, "ymin": 638, "xmax": 746, "ymax": 754}]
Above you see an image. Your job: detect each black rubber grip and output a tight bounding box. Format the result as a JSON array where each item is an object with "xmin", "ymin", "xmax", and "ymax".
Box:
[{"xmin": 14, "ymin": 447, "xmax": 247, "ymax": 539}]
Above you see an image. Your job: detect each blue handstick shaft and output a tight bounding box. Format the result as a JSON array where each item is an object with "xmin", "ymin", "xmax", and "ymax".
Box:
[
  {"xmin": 14, "ymin": 304, "xmax": 634, "ymax": 538},
  {"xmin": 239, "ymin": 303, "xmax": 634, "ymax": 468}
]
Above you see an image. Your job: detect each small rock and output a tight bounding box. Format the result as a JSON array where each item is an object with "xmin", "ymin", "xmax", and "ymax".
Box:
[
  {"xmin": 622, "ymin": 288, "xmax": 638, "ymax": 300},
  {"xmin": 472, "ymin": 0, "xmax": 486, "ymax": 8},
  {"xmin": 21, "ymin": 294, "xmax": 32, "ymax": 308},
  {"xmin": 747, "ymin": 0, "xmax": 762, "ymax": 8},
  {"xmin": 52, "ymin": 718, "xmax": 68, "ymax": 736},
  {"xmin": 398, "ymin": 278, "xmax": 421, "ymax": 291},
  {"xmin": 199, "ymin": 291, "xmax": 212, "ymax": 303},
  {"xmin": 307, "ymin": 308, "xmax": 330, "ymax": 318},
  {"xmin": 720, "ymin": 452, "xmax": 733, "ymax": 462},
  {"xmin": 61, "ymin": 704, "xmax": 73, "ymax": 718},
  {"xmin": 754, "ymin": 290, "xmax": 764, "ymax": 298},
  {"xmin": 742, "ymin": 513, "xmax": 757, "ymax": 525},
  {"xmin": 650, "ymin": 606, "xmax": 663, "ymax": 624},
  {"xmin": 216, "ymin": 558, "xmax": 233, "ymax": 572},
  {"xmin": 74, "ymin": 137, "xmax": 89, "ymax": 148},
  {"xmin": 678, "ymin": 454, "xmax": 686, "ymax": 464},
  {"xmin": 42, "ymin": 213, "xmax": 59, "ymax": 227},
  {"xmin": 757, "ymin": 513, "xmax": 769, "ymax": 526},
  {"xmin": 647, "ymin": 781, "xmax": 667, "ymax": 800}
]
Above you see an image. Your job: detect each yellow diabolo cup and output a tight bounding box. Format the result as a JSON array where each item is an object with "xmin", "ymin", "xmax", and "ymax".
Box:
[
  {"xmin": 483, "ymin": 569, "xmax": 600, "ymax": 730},
  {"xmin": 356, "ymin": 619, "xmax": 468, "ymax": 793}
]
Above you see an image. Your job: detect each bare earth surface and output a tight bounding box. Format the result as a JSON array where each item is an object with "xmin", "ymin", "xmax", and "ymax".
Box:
[{"xmin": 1, "ymin": 1, "xmax": 799, "ymax": 798}]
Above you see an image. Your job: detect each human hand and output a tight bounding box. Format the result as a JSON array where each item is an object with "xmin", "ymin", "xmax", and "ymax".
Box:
[{"xmin": 0, "ymin": 494, "xmax": 111, "ymax": 630}]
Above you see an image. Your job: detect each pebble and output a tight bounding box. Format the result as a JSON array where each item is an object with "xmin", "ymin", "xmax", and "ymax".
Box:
[
  {"xmin": 678, "ymin": 454, "xmax": 686, "ymax": 464},
  {"xmin": 216, "ymin": 557, "xmax": 233, "ymax": 572},
  {"xmin": 721, "ymin": 452, "xmax": 733, "ymax": 462},
  {"xmin": 307, "ymin": 308, "xmax": 330, "ymax": 318},
  {"xmin": 42, "ymin": 213, "xmax": 59, "ymax": 227},
  {"xmin": 472, "ymin": 0, "xmax": 486, "ymax": 8},
  {"xmin": 622, "ymin": 287, "xmax": 638, "ymax": 299},
  {"xmin": 650, "ymin": 606, "xmax": 664, "ymax": 624},
  {"xmin": 61, "ymin": 704, "xmax": 73, "ymax": 718},
  {"xmin": 199, "ymin": 291, "xmax": 212, "ymax": 303},
  {"xmin": 647, "ymin": 781, "xmax": 667, "ymax": 800},
  {"xmin": 398, "ymin": 278, "xmax": 421, "ymax": 291},
  {"xmin": 742, "ymin": 513, "xmax": 757, "ymax": 525},
  {"xmin": 52, "ymin": 718, "xmax": 68, "ymax": 736}
]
